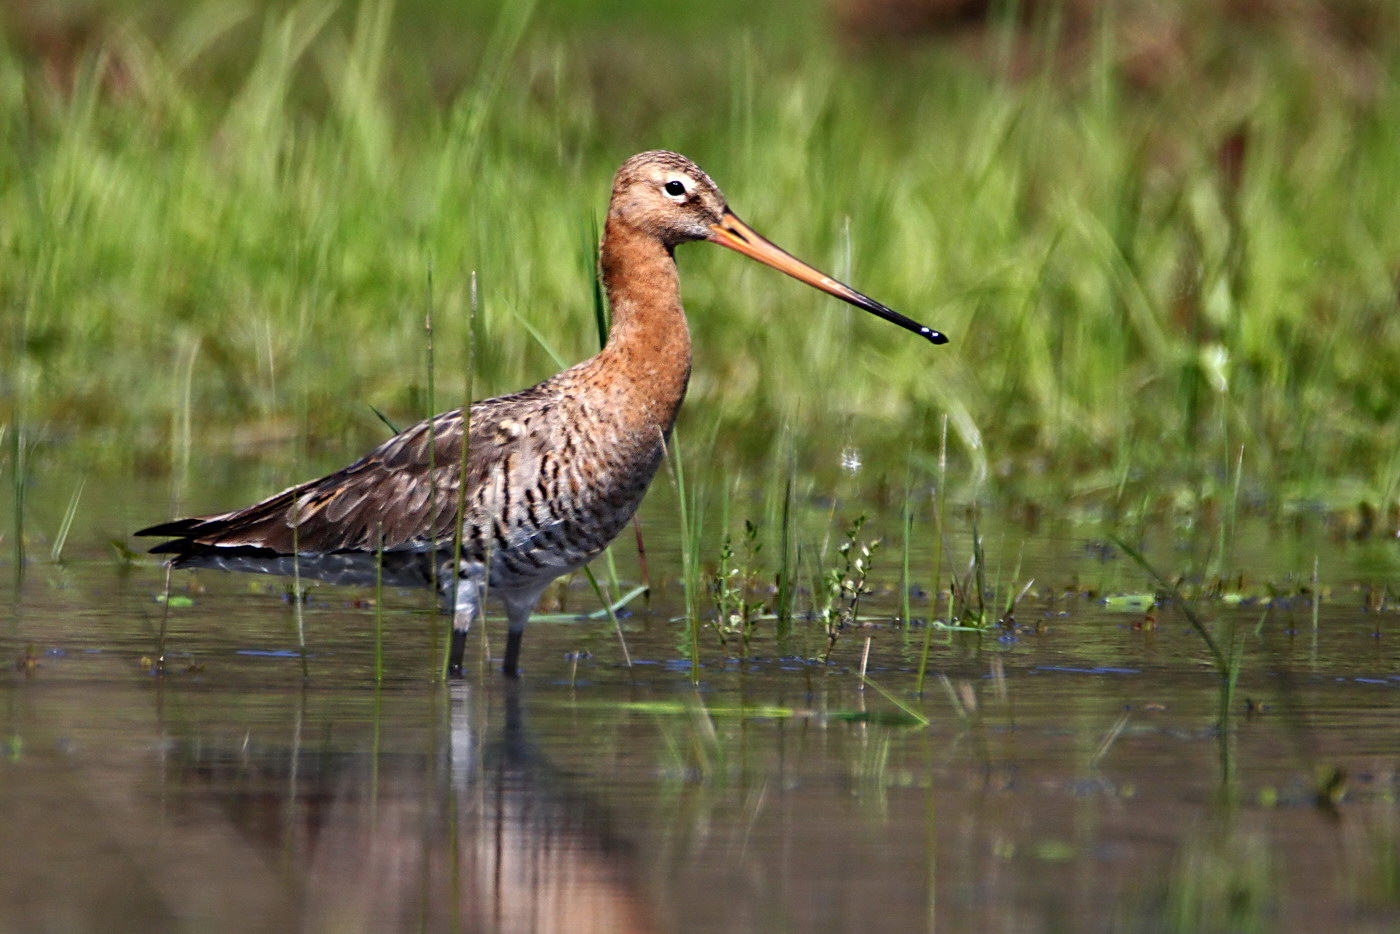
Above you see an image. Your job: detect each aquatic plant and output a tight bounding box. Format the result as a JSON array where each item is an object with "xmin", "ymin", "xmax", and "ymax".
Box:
[
  {"xmin": 817, "ymin": 514, "xmax": 879, "ymax": 662},
  {"xmin": 709, "ymin": 519, "xmax": 765, "ymax": 655}
]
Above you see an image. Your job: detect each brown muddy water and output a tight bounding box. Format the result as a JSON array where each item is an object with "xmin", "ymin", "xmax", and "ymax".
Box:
[{"xmin": 3, "ymin": 471, "xmax": 1400, "ymax": 933}]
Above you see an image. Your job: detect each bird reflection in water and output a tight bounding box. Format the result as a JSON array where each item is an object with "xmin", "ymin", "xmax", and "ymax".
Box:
[{"xmin": 170, "ymin": 684, "xmax": 659, "ymax": 934}]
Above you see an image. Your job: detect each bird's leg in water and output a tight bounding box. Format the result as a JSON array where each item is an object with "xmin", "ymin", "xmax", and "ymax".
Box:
[
  {"xmin": 447, "ymin": 569, "xmax": 484, "ymax": 677},
  {"xmin": 501, "ymin": 594, "xmax": 541, "ymax": 678}
]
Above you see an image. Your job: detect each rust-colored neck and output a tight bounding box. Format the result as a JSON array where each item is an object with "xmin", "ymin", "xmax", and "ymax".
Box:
[{"xmin": 591, "ymin": 213, "xmax": 693, "ymax": 433}]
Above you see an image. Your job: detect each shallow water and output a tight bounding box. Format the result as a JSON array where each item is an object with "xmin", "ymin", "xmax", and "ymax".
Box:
[{"xmin": 3, "ymin": 472, "xmax": 1400, "ymax": 933}]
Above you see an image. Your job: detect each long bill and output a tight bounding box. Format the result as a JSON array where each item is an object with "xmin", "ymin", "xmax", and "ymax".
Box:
[{"xmin": 708, "ymin": 209, "xmax": 948, "ymax": 345}]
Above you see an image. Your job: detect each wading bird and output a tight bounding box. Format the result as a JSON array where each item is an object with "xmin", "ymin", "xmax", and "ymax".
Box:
[{"xmin": 138, "ymin": 151, "xmax": 947, "ymax": 676}]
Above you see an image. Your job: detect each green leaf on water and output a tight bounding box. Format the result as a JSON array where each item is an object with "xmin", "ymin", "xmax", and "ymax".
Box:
[
  {"xmin": 1103, "ymin": 594, "xmax": 1154, "ymax": 612},
  {"xmin": 157, "ymin": 594, "xmax": 194, "ymax": 607},
  {"xmin": 826, "ymin": 709, "xmax": 926, "ymax": 727},
  {"xmin": 1033, "ymin": 840, "xmax": 1077, "ymax": 861},
  {"xmin": 579, "ymin": 700, "xmax": 921, "ymax": 726}
]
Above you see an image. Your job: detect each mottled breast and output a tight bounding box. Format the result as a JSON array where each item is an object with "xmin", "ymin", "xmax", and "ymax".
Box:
[{"xmin": 464, "ymin": 393, "xmax": 668, "ymax": 592}]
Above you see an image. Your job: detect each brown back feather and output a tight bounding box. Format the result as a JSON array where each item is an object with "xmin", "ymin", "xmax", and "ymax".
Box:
[{"xmin": 142, "ymin": 384, "xmax": 559, "ymax": 558}]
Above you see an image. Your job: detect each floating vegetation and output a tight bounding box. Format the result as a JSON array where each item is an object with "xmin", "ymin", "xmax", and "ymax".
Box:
[{"xmin": 577, "ymin": 698, "xmax": 926, "ymax": 728}]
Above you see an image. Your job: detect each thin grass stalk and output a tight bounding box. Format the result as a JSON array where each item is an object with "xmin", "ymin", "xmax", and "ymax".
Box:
[
  {"xmin": 935, "ymin": 672, "xmax": 968, "ymax": 721},
  {"xmin": 600, "ymin": 547, "xmax": 626, "ymax": 607},
  {"xmin": 970, "ymin": 517, "xmax": 987, "ymax": 625},
  {"xmin": 1214, "ymin": 613, "xmax": 1245, "ymax": 797},
  {"xmin": 589, "ymin": 213, "xmax": 609, "ymax": 345},
  {"xmin": 989, "ymin": 656, "xmax": 1007, "ymax": 703},
  {"xmin": 7, "ymin": 424, "xmax": 20, "ymax": 589},
  {"xmin": 1220, "ymin": 615, "xmax": 1243, "ymax": 726},
  {"xmin": 916, "ymin": 416, "xmax": 948, "ymax": 695},
  {"xmin": 1113, "ymin": 535, "xmax": 1226, "ymax": 667},
  {"xmin": 663, "ymin": 430, "xmax": 701, "ymax": 683},
  {"xmin": 858, "ymin": 635, "xmax": 871, "ymax": 690},
  {"xmin": 1112, "ymin": 536, "xmax": 1232, "ymax": 726},
  {"xmin": 423, "ymin": 265, "xmax": 441, "ymax": 671},
  {"xmin": 714, "ymin": 477, "xmax": 733, "ymax": 648},
  {"xmin": 1001, "ymin": 544, "xmax": 1028, "ymax": 619},
  {"xmin": 448, "ymin": 271, "xmax": 479, "ymax": 678},
  {"xmin": 1230, "ymin": 442, "xmax": 1244, "ymax": 535},
  {"xmin": 175, "ymin": 336, "xmax": 198, "ymax": 494},
  {"xmin": 632, "ymin": 515, "xmax": 652, "ymax": 605},
  {"xmin": 860, "ymin": 672, "xmax": 931, "ymax": 727},
  {"xmin": 900, "ymin": 462, "xmax": 913, "ymax": 628},
  {"xmin": 1004, "ymin": 578, "xmax": 1036, "ymax": 620},
  {"xmin": 1089, "ymin": 709, "xmax": 1132, "ymax": 769},
  {"xmin": 374, "ymin": 527, "xmax": 385, "ymax": 684},
  {"xmin": 1311, "ymin": 555, "xmax": 1320, "ymax": 631},
  {"xmin": 583, "ymin": 565, "xmax": 632, "ymax": 669},
  {"xmin": 6, "ymin": 174, "xmax": 26, "ymax": 587},
  {"xmin": 436, "ymin": 0, "xmax": 538, "ymax": 184},
  {"xmin": 369, "ymin": 404, "xmax": 400, "ymax": 434},
  {"xmin": 793, "ymin": 541, "xmax": 815, "ymax": 660},
  {"xmin": 1217, "ymin": 442, "xmax": 1244, "ymax": 576},
  {"xmin": 477, "ymin": 513, "xmax": 494, "ymax": 678},
  {"xmin": 774, "ymin": 457, "xmax": 796, "ymax": 638},
  {"xmin": 762, "ymin": 423, "xmax": 797, "ymax": 642},
  {"xmin": 49, "ymin": 477, "xmax": 85, "ymax": 564},
  {"xmin": 370, "ymin": 681, "xmax": 383, "ymax": 801},
  {"xmin": 157, "ymin": 563, "xmax": 173, "ymax": 675},
  {"xmin": 291, "ymin": 512, "xmax": 308, "ymax": 679}
]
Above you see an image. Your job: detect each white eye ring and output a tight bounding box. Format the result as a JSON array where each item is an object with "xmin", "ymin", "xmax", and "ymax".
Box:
[{"xmin": 663, "ymin": 179, "xmax": 688, "ymax": 200}]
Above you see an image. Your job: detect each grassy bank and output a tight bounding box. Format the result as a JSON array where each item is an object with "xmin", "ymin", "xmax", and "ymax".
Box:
[{"xmin": 4, "ymin": 0, "xmax": 1400, "ymax": 515}]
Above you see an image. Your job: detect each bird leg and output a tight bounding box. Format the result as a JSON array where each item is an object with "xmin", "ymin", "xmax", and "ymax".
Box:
[
  {"xmin": 501, "ymin": 593, "xmax": 540, "ymax": 678},
  {"xmin": 503, "ymin": 631, "xmax": 523, "ymax": 678},
  {"xmin": 449, "ymin": 628, "xmax": 468, "ymax": 677},
  {"xmin": 446, "ymin": 568, "xmax": 485, "ymax": 677}
]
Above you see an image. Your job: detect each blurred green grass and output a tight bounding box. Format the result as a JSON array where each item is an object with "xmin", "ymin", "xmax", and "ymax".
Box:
[{"xmin": 4, "ymin": 0, "xmax": 1400, "ymax": 513}]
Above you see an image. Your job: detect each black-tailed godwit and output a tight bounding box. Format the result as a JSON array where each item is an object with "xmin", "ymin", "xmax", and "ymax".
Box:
[{"xmin": 137, "ymin": 151, "xmax": 946, "ymax": 676}]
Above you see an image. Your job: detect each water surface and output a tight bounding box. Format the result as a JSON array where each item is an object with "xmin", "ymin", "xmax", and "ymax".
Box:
[{"xmin": 3, "ymin": 473, "xmax": 1399, "ymax": 932}]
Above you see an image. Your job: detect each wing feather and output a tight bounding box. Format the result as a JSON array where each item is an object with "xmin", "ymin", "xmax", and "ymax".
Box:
[{"xmin": 138, "ymin": 385, "xmax": 558, "ymax": 559}]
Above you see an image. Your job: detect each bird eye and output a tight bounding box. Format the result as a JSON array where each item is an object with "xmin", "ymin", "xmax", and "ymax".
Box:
[{"xmin": 664, "ymin": 180, "xmax": 687, "ymax": 197}]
